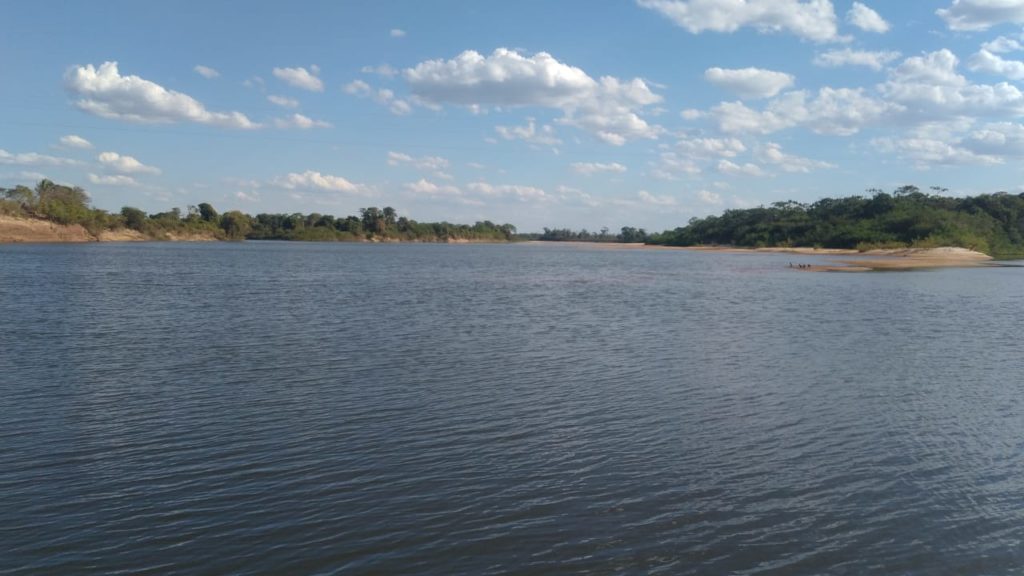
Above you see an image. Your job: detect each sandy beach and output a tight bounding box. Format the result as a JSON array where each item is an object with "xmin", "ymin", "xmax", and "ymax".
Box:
[{"xmin": 523, "ymin": 241, "xmax": 999, "ymax": 271}]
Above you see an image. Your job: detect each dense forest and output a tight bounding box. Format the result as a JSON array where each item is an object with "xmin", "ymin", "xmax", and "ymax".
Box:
[
  {"xmin": 650, "ymin": 186, "xmax": 1024, "ymax": 256},
  {"xmin": 0, "ymin": 180, "xmax": 516, "ymax": 242}
]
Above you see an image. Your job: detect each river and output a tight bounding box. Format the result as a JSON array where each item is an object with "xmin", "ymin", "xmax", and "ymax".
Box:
[{"xmin": 2, "ymin": 241, "xmax": 1023, "ymax": 574}]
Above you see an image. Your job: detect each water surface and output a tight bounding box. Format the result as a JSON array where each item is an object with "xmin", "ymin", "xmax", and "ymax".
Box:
[{"xmin": 2, "ymin": 242, "xmax": 1023, "ymax": 574}]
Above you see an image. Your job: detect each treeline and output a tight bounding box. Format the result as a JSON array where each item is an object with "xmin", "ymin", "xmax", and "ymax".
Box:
[
  {"xmin": 246, "ymin": 207, "xmax": 515, "ymax": 242},
  {"xmin": 1, "ymin": 180, "xmax": 516, "ymax": 242},
  {"xmin": 650, "ymin": 186, "xmax": 1024, "ymax": 256},
  {"xmin": 537, "ymin": 226, "xmax": 650, "ymax": 243}
]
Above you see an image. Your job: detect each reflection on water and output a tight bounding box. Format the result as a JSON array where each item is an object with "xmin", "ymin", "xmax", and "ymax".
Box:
[{"xmin": 1, "ymin": 242, "xmax": 1023, "ymax": 574}]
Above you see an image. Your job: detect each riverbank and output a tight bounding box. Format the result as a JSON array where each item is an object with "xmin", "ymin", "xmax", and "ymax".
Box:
[
  {"xmin": 523, "ymin": 241, "xmax": 998, "ymax": 271},
  {"xmin": 0, "ymin": 215, "xmax": 510, "ymax": 244}
]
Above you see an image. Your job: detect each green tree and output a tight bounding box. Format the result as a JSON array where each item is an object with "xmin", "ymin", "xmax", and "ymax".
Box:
[
  {"xmin": 220, "ymin": 210, "xmax": 252, "ymax": 239},
  {"xmin": 198, "ymin": 202, "xmax": 218, "ymax": 222},
  {"xmin": 121, "ymin": 206, "xmax": 148, "ymax": 231}
]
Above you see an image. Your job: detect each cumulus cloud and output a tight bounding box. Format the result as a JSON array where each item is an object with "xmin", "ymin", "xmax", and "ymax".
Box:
[
  {"xmin": 267, "ymin": 95, "xmax": 299, "ymax": 108},
  {"xmin": 495, "ymin": 118, "xmax": 562, "ymax": 146},
  {"xmin": 758, "ymin": 142, "xmax": 835, "ymax": 172},
  {"xmin": 968, "ymin": 49, "xmax": 1024, "ymax": 80},
  {"xmin": 0, "ymin": 149, "xmax": 82, "ymax": 166},
  {"xmin": 846, "ymin": 2, "xmax": 889, "ymax": 33},
  {"xmin": 387, "ymin": 152, "xmax": 451, "ymax": 178},
  {"xmin": 467, "ymin": 181, "xmax": 549, "ymax": 201},
  {"xmin": 813, "ymin": 48, "xmax": 901, "ymax": 70},
  {"xmin": 571, "ymin": 162, "xmax": 628, "ymax": 175},
  {"xmin": 390, "ymin": 28, "xmax": 406, "ymax": 37},
  {"xmin": 273, "ymin": 66, "xmax": 324, "ymax": 92},
  {"xmin": 677, "ymin": 136, "xmax": 747, "ymax": 158},
  {"xmin": 405, "ymin": 178, "xmax": 461, "ymax": 196},
  {"xmin": 277, "ymin": 170, "xmax": 368, "ymax": 194},
  {"xmin": 982, "ymin": 35, "xmax": 1024, "ymax": 53},
  {"xmin": 637, "ymin": 190, "xmax": 678, "ymax": 205},
  {"xmin": 697, "ymin": 189, "xmax": 723, "ymax": 204},
  {"xmin": 713, "ymin": 87, "xmax": 896, "ymax": 135},
  {"xmin": 404, "ymin": 48, "xmax": 662, "ymax": 144},
  {"xmin": 636, "ymin": 0, "xmax": 843, "ymax": 43},
  {"xmin": 649, "ymin": 151, "xmax": 702, "ymax": 180},
  {"xmin": 705, "ymin": 67, "xmax": 794, "ymax": 99},
  {"xmin": 59, "ymin": 134, "xmax": 93, "ymax": 149},
  {"xmin": 88, "ymin": 173, "xmax": 139, "ymax": 186},
  {"xmin": 194, "ymin": 65, "xmax": 220, "ymax": 79},
  {"xmin": 872, "ymin": 136, "xmax": 1002, "ymax": 168},
  {"xmin": 273, "ymin": 113, "xmax": 332, "ymax": 129},
  {"xmin": 344, "ymin": 80, "xmax": 413, "ymax": 115},
  {"xmin": 937, "ymin": 0, "xmax": 1024, "ymax": 31},
  {"xmin": 880, "ymin": 49, "xmax": 1024, "ymax": 117},
  {"xmin": 718, "ymin": 159, "xmax": 767, "ymax": 176},
  {"xmin": 98, "ymin": 151, "xmax": 161, "ymax": 174},
  {"xmin": 65, "ymin": 62, "xmax": 259, "ymax": 129}
]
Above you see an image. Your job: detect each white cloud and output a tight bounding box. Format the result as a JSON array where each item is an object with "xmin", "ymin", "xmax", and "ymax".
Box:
[
  {"xmin": 880, "ymin": 49, "xmax": 1024, "ymax": 117},
  {"xmin": 405, "ymin": 178, "xmax": 461, "ymax": 196},
  {"xmin": 390, "ymin": 28, "xmax": 406, "ymax": 38},
  {"xmin": 267, "ymin": 95, "xmax": 299, "ymax": 108},
  {"xmin": 98, "ymin": 151, "xmax": 161, "ymax": 174},
  {"xmin": 636, "ymin": 0, "xmax": 843, "ymax": 43},
  {"xmin": 495, "ymin": 118, "xmax": 562, "ymax": 146},
  {"xmin": 680, "ymin": 108, "xmax": 705, "ymax": 119},
  {"xmin": 937, "ymin": 0, "xmax": 1024, "ymax": 31},
  {"xmin": 194, "ymin": 65, "xmax": 220, "ymax": 79},
  {"xmin": 467, "ymin": 181, "xmax": 549, "ymax": 201},
  {"xmin": 344, "ymin": 80, "xmax": 413, "ymax": 115},
  {"xmin": 718, "ymin": 159, "xmax": 767, "ymax": 176},
  {"xmin": 277, "ymin": 170, "xmax": 368, "ymax": 194},
  {"xmin": 968, "ymin": 49, "xmax": 1024, "ymax": 80},
  {"xmin": 873, "ymin": 136, "xmax": 1002, "ymax": 168},
  {"xmin": 59, "ymin": 134, "xmax": 93, "ymax": 149},
  {"xmin": 0, "ymin": 149, "xmax": 82, "ymax": 166},
  {"xmin": 982, "ymin": 35, "xmax": 1024, "ymax": 53},
  {"xmin": 813, "ymin": 48, "xmax": 901, "ymax": 70},
  {"xmin": 272, "ymin": 66, "xmax": 324, "ymax": 92},
  {"xmin": 235, "ymin": 190, "xmax": 260, "ymax": 202},
  {"xmin": 404, "ymin": 48, "xmax": 662, "ymax": 144},
  {"xmin": 678, "ymin": 136, "xmax": 747, "ymax": 158},
  {"xmin": 697, "ymin": 189, "xmax": 723, "ymax": 204},
  {"xmin": 387, "ymin": 152, "xmax": 451, "ymax": 176},
  {"xmin": 759, "ymin": 142, "xmax": 835, "ymax": 172},
  {"xmin": 713, "ymin": 87, "xmax": 895, "ymax": 135},
  {"xmin": 847, "ymin": 2, "xmax": 889, "ymax": 33},
  {"xmin": 65, "ymin": 62, "xmax": 259, "ymax": 129},
  {"xmin": 88, "ymin": 173, "xmax": 138, "ymax": 186},
  {"xmin": 705, "ymin": 67, "xmax": 794, "ymax": 99},
  {"xmin": 637, "ymin": 190, "xmax": 678, "ymax": 205},
  {"xmin": 571, "ymin": 162, "xmax": 628, "ymax": 175},
  {"xmin": 964, "ymin": 121, "xmax": 1024, "ymax": 157},
  {"xmin": 649, "ymin": 151, "xmax": 703, "ymax": 180},
  {"xmin": 273, "ymin": 113, "xmax": 332, "ymax": 129}
]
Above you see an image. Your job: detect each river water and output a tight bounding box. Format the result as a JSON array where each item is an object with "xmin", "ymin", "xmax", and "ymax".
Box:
[{"xmin": 2, "ymin": 242, "xmax": 1023, "ymax": 574}]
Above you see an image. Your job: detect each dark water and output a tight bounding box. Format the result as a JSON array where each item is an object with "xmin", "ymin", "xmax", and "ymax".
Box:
[{"xmin": 2, "ymin": 242, "xmax": 1023, "ymax": 575}]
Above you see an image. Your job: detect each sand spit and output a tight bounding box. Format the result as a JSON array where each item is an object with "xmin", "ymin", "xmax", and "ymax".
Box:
[{"xmin": 524, "ymin": 241, "xmax": 999, "ymax": 272}]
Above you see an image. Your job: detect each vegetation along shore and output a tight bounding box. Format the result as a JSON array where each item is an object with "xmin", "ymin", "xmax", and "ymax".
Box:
[
  {"xmin": 4, "ymin": 180, "xmax": 1024, "ymax": 272},
  {"xmin": 0, "ymin": 180, "xmax": 516, "ymax": 243}
]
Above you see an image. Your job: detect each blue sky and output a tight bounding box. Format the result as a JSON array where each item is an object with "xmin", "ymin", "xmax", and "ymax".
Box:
[{"xmin": 5, "ymin": 0, "xmax": 1024, "ymax": 231}]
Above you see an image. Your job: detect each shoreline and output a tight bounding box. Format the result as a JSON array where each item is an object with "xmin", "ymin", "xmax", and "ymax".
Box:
[
  {"xmin": 522, "ymin": 241, "xmax": 1001, "ymax": 271},
  {"xmin": 0, "ymin": 215, "xmax": 511, "ymax": 245}
]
